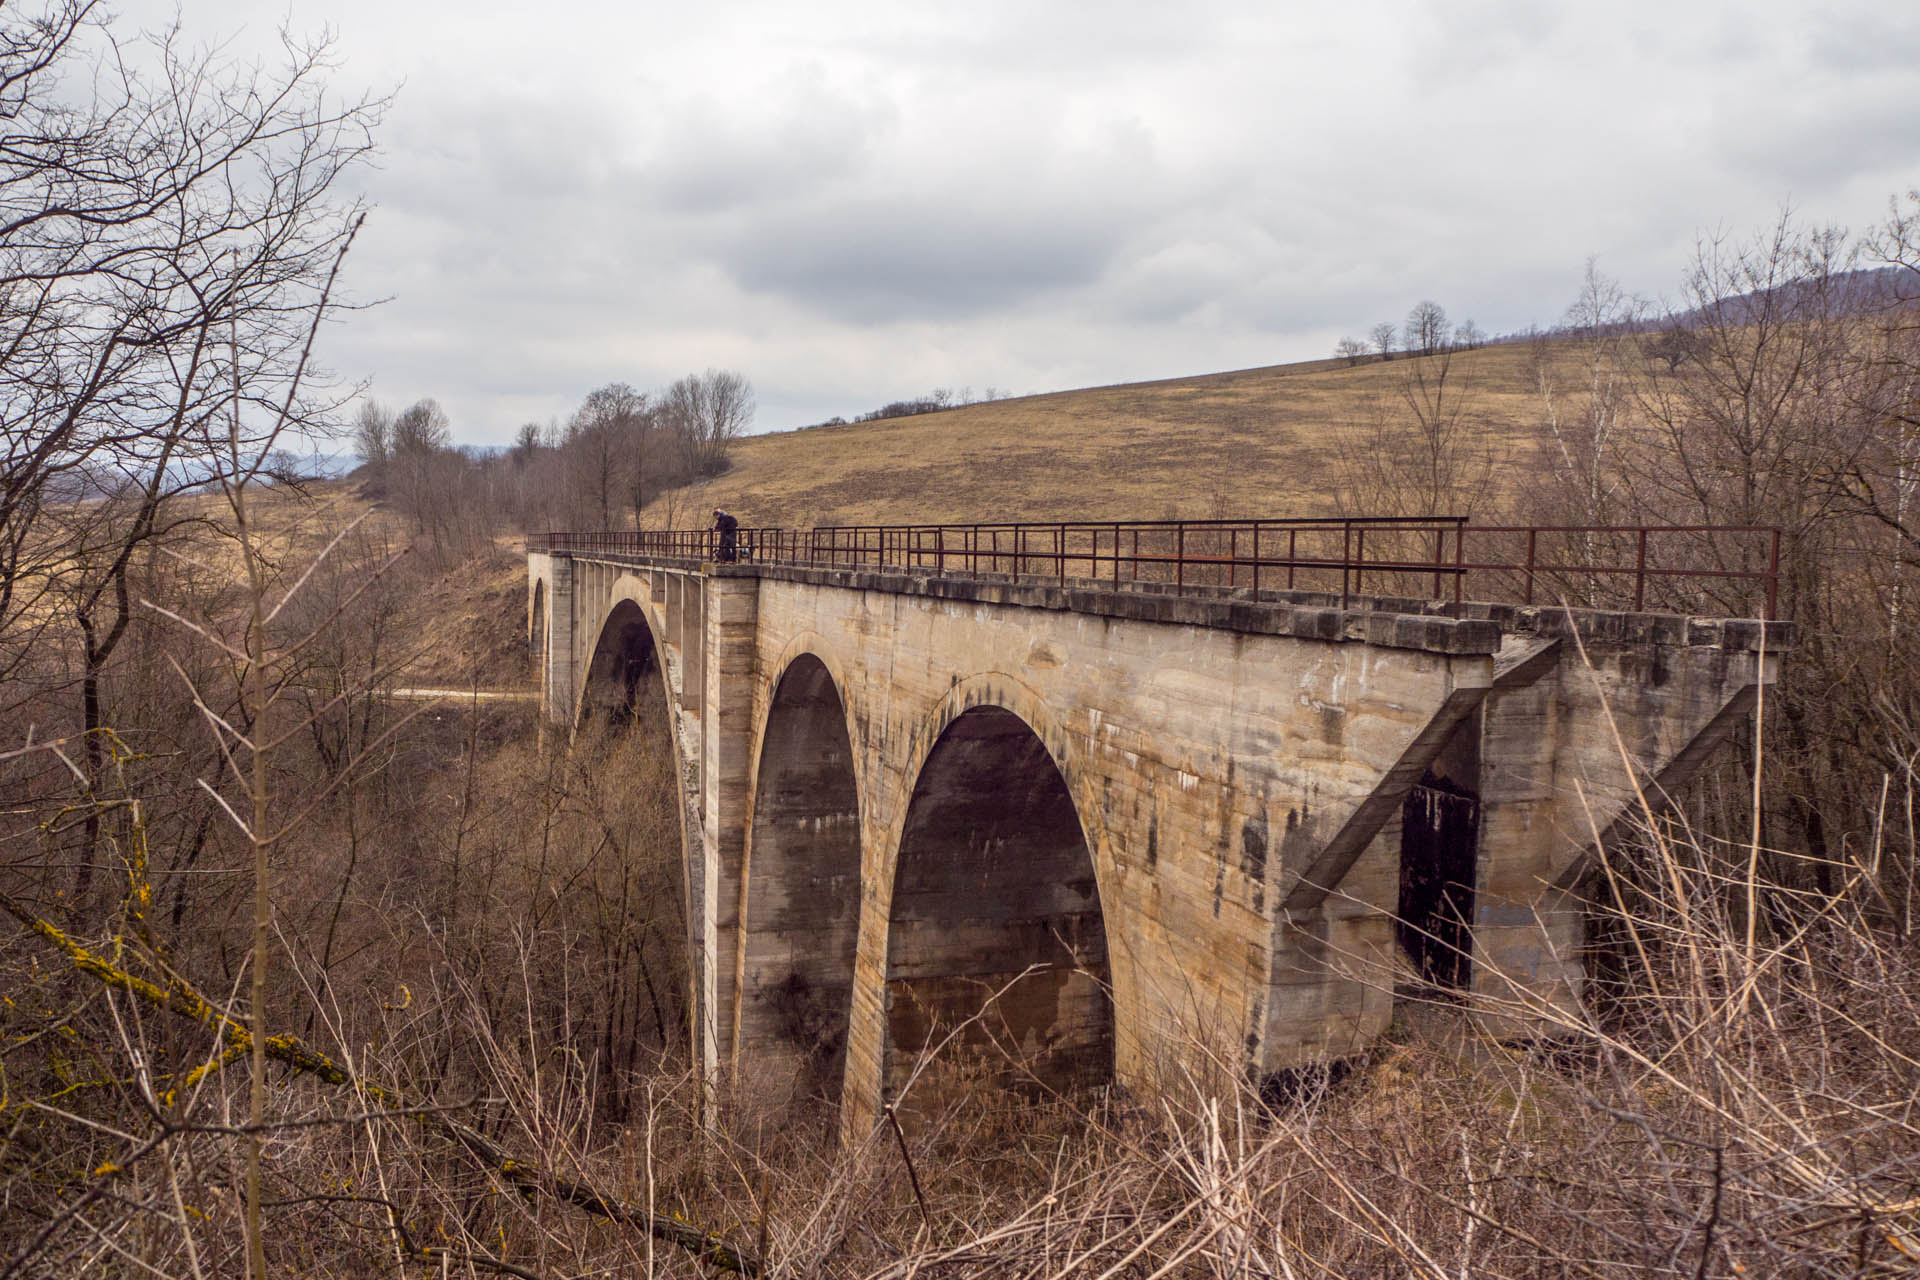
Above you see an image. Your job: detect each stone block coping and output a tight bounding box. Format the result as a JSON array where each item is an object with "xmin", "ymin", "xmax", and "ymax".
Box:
[{"xmin": 546, "ymin": 550, "xmax": 1794, "ymax": 657}]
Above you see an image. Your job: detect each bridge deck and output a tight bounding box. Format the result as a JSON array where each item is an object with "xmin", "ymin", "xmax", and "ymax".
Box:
[
  {"xmin": 533, "ymin": 516, "xmax": 1781, "ymax": 618},
  {"xmin": 544, "ymin": 546, "xmax": 1791, "ymax": 657}
]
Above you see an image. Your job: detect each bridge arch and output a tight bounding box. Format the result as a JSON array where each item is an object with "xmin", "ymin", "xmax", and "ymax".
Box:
[
  {"xmin": 733, "ymin": 642, "xmax": 865, "ymax": 1103},
  {"xmin": 577, "ymin": 586, "xmax": 671, "ymax": 730},
  {"xmin": 873, "ymin": 676, "xmax": 1122, "ymax": 1104},
  {"xmin": 567, "ymin": 577, "xmax": 701, "ymax": 1078}
]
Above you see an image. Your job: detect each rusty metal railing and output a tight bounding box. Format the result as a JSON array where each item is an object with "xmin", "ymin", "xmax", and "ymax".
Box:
[
  {"xmin": 531, "ymin": 519, "xmax": 1782, "ymax": 617},
  {"xmin": 1452, "ymin": 525, "xmax": 1781, "ymax": 616}
]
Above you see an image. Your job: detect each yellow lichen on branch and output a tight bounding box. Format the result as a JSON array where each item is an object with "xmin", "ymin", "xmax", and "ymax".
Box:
[
  {"xmin": 0, "ymin": 889, "xmax": 761, "ymax": 1277},
  {"xmin": 166, "ymin": 1042, "xmax": 251, "ymax": 1107}
]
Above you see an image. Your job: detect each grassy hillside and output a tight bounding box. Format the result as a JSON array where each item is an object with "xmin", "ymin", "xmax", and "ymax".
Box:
[
  {"xmin": 665, "ymin": 343, "xmax": 1552, "ymax": 528},
  {"xmin": 162, "ymin": 484, "xmax": 537, "ymax": 688}
]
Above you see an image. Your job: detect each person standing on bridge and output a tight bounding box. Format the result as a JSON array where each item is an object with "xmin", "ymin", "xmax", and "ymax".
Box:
[{"xmin": 712, "ymin": 507, "xmax": 740, "ymax": 562}]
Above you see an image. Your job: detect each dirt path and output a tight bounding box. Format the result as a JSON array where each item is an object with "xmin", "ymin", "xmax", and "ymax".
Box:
[{"xmin": 389, "ymin": 687, "xmax": 539, "ymax": 703}]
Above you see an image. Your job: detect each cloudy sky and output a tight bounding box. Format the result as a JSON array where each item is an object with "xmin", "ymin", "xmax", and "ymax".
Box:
[{"xmin": 117, "ymin": 0, "xmax": 1920, "ymax": 444}]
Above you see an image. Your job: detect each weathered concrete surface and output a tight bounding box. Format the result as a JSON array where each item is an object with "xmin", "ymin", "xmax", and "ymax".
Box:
[{"xmin": 527, "ymin": 553, "xmax": 1785, "ymax": 1137}]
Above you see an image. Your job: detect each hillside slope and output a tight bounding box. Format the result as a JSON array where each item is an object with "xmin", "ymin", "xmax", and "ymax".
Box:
[{"xmin": 666, "ymin": 343, "xmax": 1553, "ymax": 528}]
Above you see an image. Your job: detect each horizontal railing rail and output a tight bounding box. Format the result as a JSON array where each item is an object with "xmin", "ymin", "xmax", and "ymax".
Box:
[{"xmin": 531, "ymin": 519, "xmax": 1781, "ymax": 616}]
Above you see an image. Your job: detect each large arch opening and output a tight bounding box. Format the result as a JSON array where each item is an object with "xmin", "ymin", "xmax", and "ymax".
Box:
[
  {"xmin": 574, "ymin": 600, "xmax": 689, "ymax": 1106},
  {"xmin": 883, "ymin": 705, "xmax": 1111, "ymax": 1100},
  {"xmin": 579, "ymin": 600, "xmax": 664, "ymax": 728},
  {"xmin": 739, "ymin": 655, "xmax": 861, "ymax": 1103}
]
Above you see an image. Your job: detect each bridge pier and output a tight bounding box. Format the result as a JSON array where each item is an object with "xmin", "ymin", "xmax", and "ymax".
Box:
[
  {"xmin": 527, "ymin": 551, "xmax": 575, "ymax": 726},
  {"xmin": 732, "ymin": 655, "xmax": 862, "ymax": 1100},
  {"xmin": 1469, "ymin": 625, "xmax": 1773, "ymax": 1035},
  {"xmin": 701, "ymin": 575, "xmax": 758, "ymax": 1094},
  {"xmin": 527, "ymin": 548, "xmax": 1786, "ymax": 1137}
]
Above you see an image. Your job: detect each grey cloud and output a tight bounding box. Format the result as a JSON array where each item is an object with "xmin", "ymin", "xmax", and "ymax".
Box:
[
  {"xmin": 721, "ymin": 199, "xmax": 1129, "ymax": 322},
  {"xmin": 843, "ymin": 0, "xmax": 1222, "ymax": 81},
  {"xmin": 1803, "ymin": 8, "xmax": 1920, "ymax": 73},
  {"xmin": 1716, "ymin": 85, "xmax": 1920, "ymax": 193},
  {"xmin": 104, "ymin": 0, "xmax": 1920, "ymax": 446},
  {"xmin": 1403, "ymin": 0, "xmax": 1567, "ymax": 82},
  {"xmin": 639, "ymin": 75, "xmax": 898, "ymax": 214},
  {"xmin": 689, "ymin": 101, "xmax": 1175, "ymax": 322}
]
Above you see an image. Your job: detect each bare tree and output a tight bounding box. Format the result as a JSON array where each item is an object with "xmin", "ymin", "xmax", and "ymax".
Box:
[
  {"xmin": 1334, "ymin": 337, "xmax": 1371, "ymax": 367},
  {"xmin": 570, "ymin": 381, "xmax": 654, "ymax": 527},
  {"xmin": 391, "ymin": 398, "xmax": 451, "ymax": 455},
  {"xmin": 1403, "ymin": 300, "xmax": 1451, "ymax": 357},
  {"xmin": 1617, "ymin": 208, "xmax": 1911, "ymax": 887},
  {"xmin": 1643, "ymin": 326, "xmax": 1697, "ymax": 372},
  {"xmin": 663, "ymin": 368, "xmax": 754, "ymax": 479},
  {"xmin": 352, "ymin": 399, "xmax": 392, "ymax": 472},
  {"xmin": 1369, "ymin": 321, "xmax": 1398, "ymax": 360},
  {"xmin": 0, "ymin": 2, "xmax": 382, "ymax": 911},
  {"xmin": 388, "ymin": 398, "xmax": 451, "ymax": 533},
  {"xmin": 1526, "ymin": 259, "xmax": 1638, "ymax": 530},
  {"xmin": 1874, "ymin": 186, "xmax": 1920, "ymax": 295},
  {"xmin": 0, "ymin": 6, "xmax": 381, "ymax": 636},
  {"xmin": 1627, "ymin": 216, "xmax": 1863, "ymax": 559},
  {"xmin": 1332, "ymin": 342, "xmax": 1493, "ymax": 521}
]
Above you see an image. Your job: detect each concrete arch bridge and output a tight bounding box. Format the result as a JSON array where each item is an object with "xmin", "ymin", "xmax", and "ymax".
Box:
[{"xmin": 525, "ymin": 517, "xmax": 1787, "ymax": 1136}]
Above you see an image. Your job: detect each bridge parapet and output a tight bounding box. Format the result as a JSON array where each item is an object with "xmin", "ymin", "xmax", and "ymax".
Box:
[
  {"xmin": 528, "ymin": 525, "xmax": 1786, "ymax": 1136},
  {"xmin": 532, "ymin": 516, "xmax": 1781, "ymax": 617}
]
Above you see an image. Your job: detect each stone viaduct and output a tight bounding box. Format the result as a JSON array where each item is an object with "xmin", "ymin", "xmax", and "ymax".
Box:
[{"xmin": 525, "ymin": 523, "xmax": 1785, "ymax": 1137}]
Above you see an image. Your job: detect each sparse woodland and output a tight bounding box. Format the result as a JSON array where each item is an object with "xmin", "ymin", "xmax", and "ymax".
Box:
[
  {"xmin": 5, "ymin": 3, "xmax": 1920, "ymax": 1276},
  {"xmin": 347, "ymin": 365, "xmax": 756, "ymax": 565}
]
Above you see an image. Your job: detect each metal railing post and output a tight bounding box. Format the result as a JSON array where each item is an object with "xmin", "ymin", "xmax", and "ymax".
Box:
[
  {"xmin": 1634, "ymin": 528, "xmax": 1648, "ymax": 612},
  {"xmin": 1354, "ymin": 525, "xmax": 1366, "ymax": 602},
  {"xmin": 1453, "ymin": 521, "xmax": 1465, "ymax": 604},
  {"xmin": 1341, "ymin": 522, "xmax": 1351, "ymax": 608},
  {"xmin": 1767, "ymin": 528, "xmax": 1780, "ymax": 618}
]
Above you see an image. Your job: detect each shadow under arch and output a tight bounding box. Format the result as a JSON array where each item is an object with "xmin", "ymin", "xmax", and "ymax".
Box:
[
  {"xmin": 568, "ymin": 592, "xmax": 695, "ymax": 1092},
  {"xmin": 578, "ymin": 598, "xmax": 668, "ymax": 730},
  {"xmin": 882, "ymin": 702, "xmax": 1113, "ymax": 1101},
  {"xmin": 736, "ymin": 652, "xmax": 862, "ymax": 1103}
]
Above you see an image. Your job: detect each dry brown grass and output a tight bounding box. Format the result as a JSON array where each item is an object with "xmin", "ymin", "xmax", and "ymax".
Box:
[
  {"xmin": 10, "ymin": 748, "xmax": 1918, "ymax": 1277},
  {"xmin": 666, "ymin": 346, "xmax": 1551, "ymax": 528},
  {"xmin": 160, "ymin": 482, "xmax": 537, "ymax": 690},
  {"xmin": 390, "ymin": 535, "xmax": 537, "ymax": 688}
]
